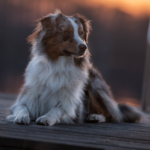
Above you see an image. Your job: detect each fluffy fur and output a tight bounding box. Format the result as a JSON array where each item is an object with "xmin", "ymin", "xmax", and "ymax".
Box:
[{"xmin": 7, "ymin": 10, "xmax": 144, "ymax": 126}]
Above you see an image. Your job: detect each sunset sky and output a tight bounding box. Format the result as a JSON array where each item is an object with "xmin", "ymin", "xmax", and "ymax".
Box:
[
  {"xmin": 8, "ymin": 0, "xmax": 150, "ymax": 17},
  {"xmin": 79, "ymin": 0, "xmax": 150, "ymax": 17}
]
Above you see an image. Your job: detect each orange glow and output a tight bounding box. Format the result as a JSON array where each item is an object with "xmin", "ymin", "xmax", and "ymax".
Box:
[
  {"xmin": 75, "ymin": 0, "xmax": 150, "ymax": 17},
  {"xmin": 2, "ymin": 0, "xmax": 149, "ymax": 26},
  {"xmin": 8, "ymin": 0, "xmax": 150, "ymax": 17},
  {"xmin": 116, "ymin": 97, "xmax": 141, "ymax": 107}
]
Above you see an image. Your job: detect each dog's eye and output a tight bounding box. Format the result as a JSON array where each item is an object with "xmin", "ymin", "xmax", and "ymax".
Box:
[
  {"xmin": 79, "ymin": 31, "xmax": 84, "ymax": 36},
  {"xmin": 62, "ymin": 31, "xmax": 70, "ymax": 41},
  {"xmin": 63, "ymin": 31, "xmax": 70, "ymax": 36}
]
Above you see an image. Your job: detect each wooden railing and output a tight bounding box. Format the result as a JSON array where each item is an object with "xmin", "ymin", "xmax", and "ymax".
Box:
[{"xmin": 142, "ymin": 19, "xmax": 150, "ymax": 111}]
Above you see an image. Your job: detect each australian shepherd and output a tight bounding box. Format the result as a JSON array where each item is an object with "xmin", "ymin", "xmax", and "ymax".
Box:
[{"xmin": 7, "ymin": 10, "xmax": 143, "ymax": 126}]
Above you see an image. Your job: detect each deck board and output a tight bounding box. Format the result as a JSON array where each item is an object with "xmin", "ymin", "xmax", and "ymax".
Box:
[{"xmin": 0, "ymin": 93, "xmax": 150, "ymax": 150}]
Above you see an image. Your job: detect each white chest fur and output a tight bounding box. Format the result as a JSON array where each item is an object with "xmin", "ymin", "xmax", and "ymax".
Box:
[{"xmin": 22, "ymin": 56, "xmax": 88, "ymax": 119}]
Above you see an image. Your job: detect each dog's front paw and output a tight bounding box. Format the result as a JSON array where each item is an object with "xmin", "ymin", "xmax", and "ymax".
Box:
[
  {"xmin": 14, "ymin": 114, "xmax": 30, "ymax": 125},
  {"xmin": 36, "ymin": 115, "xmax": 58, "ymax": 126},
  {"xmin": 87, "ymin": 114, "xmax": 106, "ymax": 123}
]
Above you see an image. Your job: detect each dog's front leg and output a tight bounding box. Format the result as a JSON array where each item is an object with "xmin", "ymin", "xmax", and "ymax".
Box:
[
  {"xmin": 7, "ymin": 104, "xmax": 30, "ymax": 125},
  {"xmin": 36, "ymin": 107, "xmax": 65, "ymax": 126}
]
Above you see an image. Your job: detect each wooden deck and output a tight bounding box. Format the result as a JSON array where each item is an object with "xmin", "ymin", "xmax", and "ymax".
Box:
[{"xmin": 0, "ymin": 93, "xmax": 150, "ymax": 150}]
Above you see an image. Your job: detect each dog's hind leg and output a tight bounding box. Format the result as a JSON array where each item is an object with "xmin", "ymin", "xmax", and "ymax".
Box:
[
  {"xmin": 87, "ymin": 67, "xmax": 143, "ymax": 123},
  {"xmin": 87, "ymin": 114, "xmax": 106, "ymax": 123},
  {"xmin": 87, "ymin": 67, "xmax": 122, "ymax": 122}
]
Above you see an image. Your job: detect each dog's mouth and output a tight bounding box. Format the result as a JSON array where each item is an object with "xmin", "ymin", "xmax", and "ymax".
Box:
[
  {"xmin": 63, "ymin": 50, "xmax": 73, "ymax": 56},
  {"xmin": 63, "ymin": 50, "xmax": 86, "ymax": 57}
]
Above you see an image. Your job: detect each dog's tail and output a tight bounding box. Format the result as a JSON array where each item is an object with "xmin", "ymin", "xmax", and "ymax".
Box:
[
  {"xmin": 99, "ymin": 89, "xmax": 148, "ymax": 123},
  {"xmin": 88, "ymin": 67, "xmax": 147, "ymax": 123},
  {"xmin": 97, "ymin": 90, "xmax": 146, "ymax": 123},
  {"xmin": 118, "ymin": 103, "xmax": 146, "ymax": 123}
]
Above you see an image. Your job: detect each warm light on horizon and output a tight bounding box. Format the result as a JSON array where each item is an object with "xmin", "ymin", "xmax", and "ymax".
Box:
[
  {"xmin": 116, "ymin": 97, "xmax": 141, "ymax": 107},
  {"xmin": 7, "ymin": 0, "xmax": 150, "ymax": 17},
  {"xmin": 75, "ymin": 0, "xmax": 150, "ymax": 17}
]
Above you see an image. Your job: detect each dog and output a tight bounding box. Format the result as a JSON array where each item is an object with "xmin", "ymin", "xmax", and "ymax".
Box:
[{"xmin": 7, "ymin": 10, "xmax": 143, "ymax": 126}]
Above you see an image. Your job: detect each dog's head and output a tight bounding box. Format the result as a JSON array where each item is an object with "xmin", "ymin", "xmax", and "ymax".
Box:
[{"xmin": 28, "ymin": 10, "xmax": 91, "ymax": 60}]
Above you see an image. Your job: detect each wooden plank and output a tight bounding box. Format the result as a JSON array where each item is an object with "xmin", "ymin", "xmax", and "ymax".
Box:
[
  {"xmin": 1, "ymin": 122, "xmax": 150, "ymax": 150},
  {"xmin": 0, "ymin": 137, "xmax": 137, "ymax": 150},
  {"xmin": 1, "ymin": 94, "xmax": 150, "ymax": 150},
  {"xmin": 0, "ymin": 93, "xmax": 16, "ymax": 100},
  {"xmin": 1, "ymin": 117, "xmax": 150, "ymax": 149},
  {"xmin": 0, "ymin": 93, "xmax": 16, "ymax": 108},
  {"xmin": 1, "ymin": 121, "xmax": 150, "ymax": 141}
]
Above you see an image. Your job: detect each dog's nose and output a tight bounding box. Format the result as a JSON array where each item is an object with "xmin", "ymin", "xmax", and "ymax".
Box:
[{"xmin": 78, "ymin": 44, "xmax": 87, "ymax": 53}]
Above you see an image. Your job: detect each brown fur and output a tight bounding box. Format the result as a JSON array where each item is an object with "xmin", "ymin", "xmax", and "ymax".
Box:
[
  {"xmin": 88, "ymin": 90, "xmax": 112, "ymax": 122},
  {"xmin": 74, "ymin": 14, "xmax": 92, "ymax": 42},
  {"xmin": 27, "ymin": 23, "xmax": 41, "ymax": 44},
  {"xmin": 87, "ymin": 67, "xmax": 113, "ymax": 122},
  {"xmin": 27, "ymin": 11, "xmax": 91, "ymax": 62},
  {"xmin": 40, "ymin": 17, "xmax": 53, "ymax": 30}
]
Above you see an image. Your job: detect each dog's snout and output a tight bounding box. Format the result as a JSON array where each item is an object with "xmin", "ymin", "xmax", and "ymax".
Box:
[{"xmin": 78, "ymin": 44, "xmax": 87, "ymax": 52}]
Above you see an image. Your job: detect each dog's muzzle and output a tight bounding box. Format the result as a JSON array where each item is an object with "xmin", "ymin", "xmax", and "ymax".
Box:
[{"xmin": 78, "ymin": 44, "xmax": 87, "ymax": 55}]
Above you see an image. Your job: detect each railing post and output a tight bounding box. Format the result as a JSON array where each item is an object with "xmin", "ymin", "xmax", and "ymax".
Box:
[{"xmin": 142, "ymin": 19, "xmax": 150, "ymax": 111}]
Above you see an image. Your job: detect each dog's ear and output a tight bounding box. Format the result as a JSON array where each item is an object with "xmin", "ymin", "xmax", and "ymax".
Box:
[
  {"xmin": 27, "ymin": 16, "xmax": 54, "ymax": 44},
  {"xmin": 76, "ymin": 14, "xmax": 92, "ymax": 43},
  {"xmin": 40, "ymin": 16, "xmax": 52, "ymax": 30},
  {"xmin": 39, "ymin": 16, "xmax": 55, "ymax": 39},
  {"xmin": 40, "ymin": 9, "xmax": 63, "ymax": 30},
  {"xmin": 27, "ymin": 10, "xmax": 62, "ymax": 44},
  {"xmin": 27, "ymin": 22, "xmax": 41, "ymax": 44}
]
